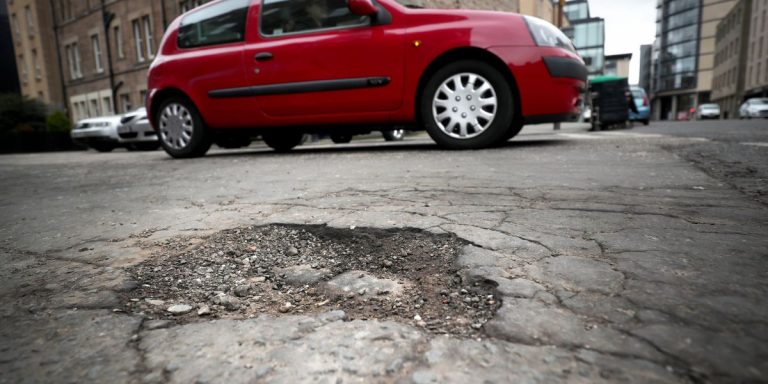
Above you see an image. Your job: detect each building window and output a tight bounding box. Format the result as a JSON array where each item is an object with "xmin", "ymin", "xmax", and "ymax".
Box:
[
  {"xmin": 139, "ymin": 89, "xmax": 147, "ymax": 105},
  {"xmin": 91, "ymin": 34, "xmax": 104, "ymax": 73},
  {"xmin": 180, "ymin": 0, "xmax": 207, "ymax": 13},
  {"xmin": 32, "ymin": 49, "xmax": 41, "ymax": 80},
  {"xmin": 59, "ymin": 0, "xmax": 73, "ymax": 21},
  {"xmin": 114, "ymin": 25, "xmax": 124, "ymax": 59},
  {"xmin": 121, "ymin": 93, "xmax": 131, "ymax": 112},
  {"xmin": 11, "ymin": 14, "xmax": 20, "ymax": 42},
  {"xmin": 90, "ymin": 98, "xmax": 100, "ymax": 117},
  {"xmin": 20, "ymin": 55, "xmax": 28, "ymax": 83},
  {"xmin": 66, "ymin": 42, "xmax": 83, "ymax": 79},
  {"xmin": 102, "ymin": 96, "xmax": 113, "ymax": 115},
  {"xmin": 142, "ymin": 16, "xmax": 155, "ymax": 59},
  {"xmin": 133, "ymin": 19, "xmax": 145, "ymax": 62},
  {"xmin": 25, "ymin": 6, "xmax": 34, "ymax": 37}
]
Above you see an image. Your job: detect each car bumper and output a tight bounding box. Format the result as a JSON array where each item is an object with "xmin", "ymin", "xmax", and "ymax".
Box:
[
  {"xmin": 629, "ymin": 107, "xmax": 650, "ymax": 121},
  {"xmin": 117, "ymin": 123, "xmax": 159, "ymax": 143},
  {"xmin": 699, "ymin": 113, "xmax": 720, "ymax": 119},
  {"xmin": 71, "ymin": 126, "xmax": 120, "ymax": 145},
  {"xmin": 490, "ymin": 46, "xmax": 586, "ymax": 124}
]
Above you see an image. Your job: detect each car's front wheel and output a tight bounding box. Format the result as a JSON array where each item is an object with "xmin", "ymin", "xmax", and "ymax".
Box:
[
  {"xmin": 420, "ymin": 60, "xmax": 515, "ymax": 149},
  {"xmin": 156, "ymin": 97, "xmax": 211, "ymax": 158},
  {"xmin": 382, "ymin": 129, "xmax": 405, "ymax": 141},
  {"xmin": 91, "ymin": 143, "xmax": 115, "ymax": 152},
  {"xmin": 263, "ymin": 131, "xmax": 304, "ymax": 152},
  {"xmin": 331, "ymin": 134, "xmax": 353, "ymax": 144}
]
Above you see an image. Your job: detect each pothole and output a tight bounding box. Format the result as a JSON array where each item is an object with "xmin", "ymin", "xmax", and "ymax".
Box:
[{"xmin": 122, "ymin": 224, "xmax": 501, "ymax": 336}]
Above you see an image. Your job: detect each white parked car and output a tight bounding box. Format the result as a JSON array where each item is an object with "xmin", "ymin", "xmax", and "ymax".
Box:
[
  {"xmin": 739, "ymin": 98, "xmax": 768, "ymax": 119},
  {"xmin": 71, "ymin": 108, "xmax": 159, "ymax": 152},
  {"xmin": 117, "ymin": 108, "xmax": 161, "ymax": 151},
  {"xmin": 696, "ymin": 104, "xmax": 720, "ymax": 120}
]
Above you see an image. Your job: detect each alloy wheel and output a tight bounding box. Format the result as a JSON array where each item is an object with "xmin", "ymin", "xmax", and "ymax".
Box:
[
  {"xmin": 432, "ymin": 73, "xmax": 498, "ymax": 140},
  {"xmin": 159, "ymin": 103, "xmax": 194, "ymax": 150}
]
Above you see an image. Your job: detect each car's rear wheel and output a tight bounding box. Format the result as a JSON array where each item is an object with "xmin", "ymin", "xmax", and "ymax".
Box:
[
  {"xmin": 420, "ymin": 60, "xmax": 515, "ymax": 149},
  {"xmin": 91, "ymin": 143, "xmax": 115, "ymax": 152},
  {"xmin": 331, "ymin": 134, "xmax": 353, "ymax": 144},
  {"xmin": 157, "ymin": 97, "xmax": 211, "ymax": 158},
  {"xmin": 128, "ymin": 142, "xmax": 161, "ymax": 151},
  {"xmin": 382, "ymin": 129, "xmax": 405, "ymax": 141},
  {"xmin": 263, "ymin": 131, "xmax": 304, "ymax": 152}
]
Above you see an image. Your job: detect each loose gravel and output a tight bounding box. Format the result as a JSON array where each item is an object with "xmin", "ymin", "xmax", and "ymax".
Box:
[{"xmin": 123, "ymin": 224, "xmax": 501, "ymax": 336}]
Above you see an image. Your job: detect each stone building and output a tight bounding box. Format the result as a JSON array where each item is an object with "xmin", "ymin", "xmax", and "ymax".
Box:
[
  {"xmin": 6, "ymin": 0, "xmax": 65, "ymax": 108},
  {"xmin": 652, "ymin": 0, "xmax": 737, "ymax": 120},
  {"xmin": 420, "ymin": 0, "xmax": 560, "ymax": 24},
  {"xmin": 604, "ymin": 53, "xmax": 632, "ymax": 78},
  {"xmin": 711, "ymin": 0, "xmax": 750, "ymax": 119},
  {"xmin": 54, "ymin": 0, "xmax": 207, "ymax": 122},
  {"xmin": 744, "ymin": 0, "xmax": 768, "ymax": 99}
]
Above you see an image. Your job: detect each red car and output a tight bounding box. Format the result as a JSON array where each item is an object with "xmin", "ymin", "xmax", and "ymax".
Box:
[{"xmin": 147, "ymin": 0, "xmax": 586, "ymax": 158}]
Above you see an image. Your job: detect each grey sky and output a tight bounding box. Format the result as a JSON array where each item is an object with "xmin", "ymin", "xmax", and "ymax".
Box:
[{"xmin": 586, "ymin": 0, "xmax": 657, "ymax": 85}]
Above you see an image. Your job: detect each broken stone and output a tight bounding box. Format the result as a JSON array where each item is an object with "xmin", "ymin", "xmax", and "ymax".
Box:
[
  {"xmin": 197, "ymin": 305, "xmax": 211, "ymax": 316},
  {"xmin": 167, "ymin": 304, "xmax": 193, "ymax": 315}
]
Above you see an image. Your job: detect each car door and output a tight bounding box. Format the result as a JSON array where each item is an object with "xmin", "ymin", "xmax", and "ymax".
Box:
[
  {"xmin": 172, "ymin": 0, "xmax": 252, "ymax": 128},
  {"xmin": 243, "ymin": 0, "xmax": 404, "ymax": 120}
]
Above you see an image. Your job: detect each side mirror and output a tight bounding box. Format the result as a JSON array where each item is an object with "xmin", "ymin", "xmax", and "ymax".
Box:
[{"xmin": 348, "ymin": 0, "xmax": 378, "ymax": 16}]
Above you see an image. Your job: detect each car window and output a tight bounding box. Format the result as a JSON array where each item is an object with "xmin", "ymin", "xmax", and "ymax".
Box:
[
  {"xmin": 261, "ymin": 0, "xmax": 371, "ymax": 36},
  {"xmin": 753, "ymin": 99, "xmax": 768, "ymax": 105},
  {"xmin": 178, "ymin": 0, "xmax": 250, "ymax": 49}
]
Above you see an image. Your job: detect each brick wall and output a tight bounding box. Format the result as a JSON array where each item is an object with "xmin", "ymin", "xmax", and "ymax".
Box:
[{"xmin": 421, "ymin": 0, "xmax": 520, "ymax": 12}]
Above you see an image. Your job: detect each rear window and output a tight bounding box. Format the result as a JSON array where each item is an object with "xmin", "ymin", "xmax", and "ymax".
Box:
[{"xmin": 178, "ymin": 0, "xmax": 251, "ymax": 49}]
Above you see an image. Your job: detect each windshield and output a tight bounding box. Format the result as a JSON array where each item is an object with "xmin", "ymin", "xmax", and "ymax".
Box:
[
  {"xmin": 752, "ymin": 99, "xmax": 768, "ymax": 105},
  {"xmin": 395, "ymin": 0, "xmax": 425, "ymax": 8}
]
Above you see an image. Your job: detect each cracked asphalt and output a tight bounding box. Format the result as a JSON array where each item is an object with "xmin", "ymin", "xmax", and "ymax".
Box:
[{"xmin": 1, "ymin": 120, "xmax": 767, "ymax": 383}]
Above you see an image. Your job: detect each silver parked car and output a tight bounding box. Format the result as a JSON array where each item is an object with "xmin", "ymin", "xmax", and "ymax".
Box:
[
  {"xmin": 696, "ymin": 104, "xmax": 720, "ymax": 120},
  {"xmin": 117, "ymin": 108, "xmax": 161, "ymax": 151},
  {"xmin": 739, "ymin": 98, "xmax": 768, "ymax": 119},
  {"xmin": 71, "ymin": 108, "xmax": 159, "ymax": 152}
]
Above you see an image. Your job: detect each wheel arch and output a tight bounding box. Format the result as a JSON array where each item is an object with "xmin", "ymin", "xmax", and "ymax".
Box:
[
  {"xmin": 149, "ymin": 88, "xmax": 205, "ymax": 129},
  {"xmin": 415, "ymin": 47, "xmax": 523, "ymax": 127}
]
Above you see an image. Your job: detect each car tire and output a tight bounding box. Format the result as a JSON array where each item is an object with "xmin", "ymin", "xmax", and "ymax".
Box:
[
  {"xmin": 92, "ymin": 143, "xmax": 115, "ymax": 152},
  {"xmin": 156, "ymin": 97, "xmax": 212, "ymax": 158},
  {"xmin": 263, "ymin": 131, "xmax": 304, "ymax": 152},
  {"xmin": 382, "ymin": 129, "xmax": 405, "ymax": 141},
  {"xmin": 420, "ymin": 60, "xmax": 515, "ymax": 149},
  {"xmin": 642, "ymin": 119, "xmax": 649, "ymax": 125},
  {"xmin": 331, "ymin": 134, "xmax": 353, "ymax": 144}
]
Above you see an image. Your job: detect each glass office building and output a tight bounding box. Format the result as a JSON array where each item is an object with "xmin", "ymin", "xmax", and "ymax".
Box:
[
  {"xmin": 654, "ymin": 0, "xmax": 700, "ymax": 95},
  {"xmin": 652, "ymin": 0, "xmax": 737, "ymax": 120},
  {"xmin": 563, "ymin": 0, "xmax": 605, "ymax": 77}
]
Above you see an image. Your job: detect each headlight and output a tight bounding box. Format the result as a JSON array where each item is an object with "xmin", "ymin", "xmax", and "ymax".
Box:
[
  {"xmin": 524, "ymin": 16, "xmax": 576, "ymax": 53},
  {"xmin": 121, "ymin": 115, "xmax": 137, "ymax": 125}
]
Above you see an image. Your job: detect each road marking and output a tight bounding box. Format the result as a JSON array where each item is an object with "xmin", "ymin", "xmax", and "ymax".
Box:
[
  {"xmin": 741, "ymin": 142, "xmax": 768, "ymax": 147},
  {"xmin": 558, "ymin": 132, "xmax": 668, "ymax": 140}
]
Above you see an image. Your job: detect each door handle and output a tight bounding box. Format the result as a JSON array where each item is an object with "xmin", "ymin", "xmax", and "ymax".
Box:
[{"xmin": 254, "ymin": 52, "xmax": 273, "ymax": 61}]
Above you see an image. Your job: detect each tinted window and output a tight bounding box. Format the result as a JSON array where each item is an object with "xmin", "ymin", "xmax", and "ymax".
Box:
[
  {"xmin": 261, "ymin": 0, "xmax": 370, "ymax": 36},
  {"xmin": 178, "ymin": 0, "xmax": 250, "ymax": 49}
]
